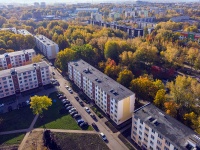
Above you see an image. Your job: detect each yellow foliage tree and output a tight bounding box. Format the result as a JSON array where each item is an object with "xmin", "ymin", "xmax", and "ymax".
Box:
[
  {"xmin": 32, "ymin": 54, "xmax": 43, "ymax": 63},
  {"xmin": 30, "ymin": 95, "xmax": 52, "ymax": 115}
]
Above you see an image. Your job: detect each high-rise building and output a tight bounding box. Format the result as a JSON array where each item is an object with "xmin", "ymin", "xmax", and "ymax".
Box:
[
  {"xmin": 0, "ymin": 61, "xmax": 50, "ymax": 99},
  {"xmin": 0, "ymin": 49, "xmax": 36, "ymax": 70},
  {"xmin": 68, "ymin": 59, "xmax": 136, "ymax": 125},
  {"xmin": 35, "ymin": 35, "xmax": 59, "ymax": 60},
  {"xmin": 131, "ymin": 103, "xmax": 200, "ymax": 150}
]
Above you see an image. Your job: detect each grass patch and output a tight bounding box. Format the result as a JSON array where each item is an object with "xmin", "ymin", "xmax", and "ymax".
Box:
[
  {"xmin": 118, "ymin": 134, "xmax": 136, "ymax": 150},
  {"xmin": 91, "ymin": 106, "xmax": 104, "ymax": 119},
  {"xmin": 0, "ymin": 133, "xmax": 25, "ymax": 145},
  {"xmin": 0, "ymin": 107, "xmax": 35, "ymax": 132},
  {"xmin": 105, "ymin": 121, "xmax": 118, "ymax": 133},
  {"xmin": 53, "ymin": 132, "xmax": 110, "ymax": 150},
  {"xmin": 34, "ymin": 92, "xmax": 81, "ymax": 130}
]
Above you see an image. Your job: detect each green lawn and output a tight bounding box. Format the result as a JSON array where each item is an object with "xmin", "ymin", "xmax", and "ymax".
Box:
[
  {"xmin": 0, "ymin": 133, "xmax": 25, "ymax": 145},
  {"xmin": 34, "ymin": 92, "xmax": 92, "ymax": 130},
  {"xmin": 53, "ymin": 132, "xmax": 110, "ymax": 150},
  {"xmin": 0, "ymin": 107, "xmax": 35, "ymax": 132}
]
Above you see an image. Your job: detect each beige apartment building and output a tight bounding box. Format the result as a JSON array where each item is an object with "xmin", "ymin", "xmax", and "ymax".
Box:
[
  {"xmin": 0, "ymin": 61, "xmax": 50, "ymax": 99},
  {"xmin": 68, "ymin": 59, "xmax": 135, "ymax": 125},
  {"xmin": 0, "ymin": 49, "xmax": 36, "ymax": 70},
  {"xmin": 35, "ymin": 35, "xmax": 59, "ymax": 60},
  {"xmin": 131, "ymin": 103, "xmax": 200, "ymax": 150}
]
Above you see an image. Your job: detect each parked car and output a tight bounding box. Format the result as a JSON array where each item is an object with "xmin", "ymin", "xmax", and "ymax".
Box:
[
  {"xmin": 84, "ymin": 107, "xmax": 91, "ymax": 114},
  {"xmin": 100, "ymin": 133, "xmax": 107, "ymax": 142},
  {"xmin": 65, "ymin": 85, "xmax": 69, "ymax": 89},
  {"xmin": 65, "ymin": 104, "xmax": 72, "ymax": 107},
  {"xmin": 80, "ymin": 122, "xmax": 88, "ymax": 128},
  {"xmin": 90, "ymin": 113, "xmax": 96, "ymax": 120},
  {"xmin": 49, "ymin": 63, "xmax": 53, "ymax": 66},
  {"xmin": 52, "ymin": 72, "xmax": 55, "ymax": 75},
  {"xmin": 69, "ymin": 108, "xmax": 76, "ymax": 113},
  {"xmin": 77, "ymin": 119, "xmax": 84, "ymax": 125},
  {"xmin": 70, "ymin": 111, "xmax": 78, "ymax": 116},
  {"xmin": 57, "ymin": 93, "xmax": 63, "ymax": 97},
  {"xmin": 0, "ymin": 103, "xmax": 4, "ymax": 108},
  {"xmin": 26, "ymin": 100, "xmax": 30, "ymax": 105},
  {"xmin": 66, "ymin": 106, "xmax": 73, "ymax": 111},
  {"xmin": 69, "ymin": 89, "xmax": 73, "ymax": 94},
  {"xmin": 79, "ymin": 101, "xmax": 84, "ymax": 107},
  {"xmin": 74, "ymin": 96, "xmax": 79, "ymax": 101},
  {"xmin": 92, "ymin": 122, "xmax": 99, "ymax": 131},
  {"xmin": 8, "ymin": 106, "xmax": 13, "ymax": 112},
  {"xmin": 63, "ymin": 101, "xmax": 70, "ymax": 105},
  {"xmin": 59, "ymin": 96, "xmax": 66, "ymax": 99},
  {"xmin": 73, "ymin": 114, "xmax": 81, "ymax": 119}
]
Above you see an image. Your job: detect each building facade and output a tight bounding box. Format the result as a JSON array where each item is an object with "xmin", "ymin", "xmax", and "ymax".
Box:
[
  {"xmin": 0, "ymin": 61, "xmax": 50, "ymax": 99},
  {"xmin": 0, "ymin": 49, "xmax": 36, "ymax": 70},
  {"xmin": 131, "ymin": 103, "xmax": 200, "ymax": 150},
  {"xmin": 68, "ymin": 59, "xmax": 135, "ymax": 125},
  {"xmin": 17, "ymin": 29, "xmax": 33, "ymax": 36},
  {"xmin": 35, "ymin": 35, "xmax": 59, "ymax": 59}
]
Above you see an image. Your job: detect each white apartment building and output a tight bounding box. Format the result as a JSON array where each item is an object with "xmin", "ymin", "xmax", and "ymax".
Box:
[
  {"xmin": 35, "ymin": 35, "xmax": 59, "ymax": 60},
  {"xmin": 0, "ymin": 28, "xmax": 17, "ymax": 33},
  {"xmin": 91, "ymin": 13, "xmax": 103, "ymax": 22},
  {"xmin": 131, "ymin": 103, "xmax": 200, "ymax": 150},
  {"xmin": 68, "ymin": 59, "xmax": 135, "ymax": 125},
  {"xmin": 17, "ymin": 29, "xmax": 33, "ymax": 36},
  {"xmin": 0, "ymin": 61, "xmax": 50, "ymax": 99},
  {"xmin": 0, "ymin": 49, "xmax": 36, "ymax": 70}
]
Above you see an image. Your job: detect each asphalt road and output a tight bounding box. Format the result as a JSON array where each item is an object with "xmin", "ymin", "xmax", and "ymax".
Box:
[{"xmin": 50, "ymin": 66, "xmax": 128, "ymax": 150}]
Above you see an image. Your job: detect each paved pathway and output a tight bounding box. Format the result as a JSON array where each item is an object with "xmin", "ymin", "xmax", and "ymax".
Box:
[{"xmin": 0, "ymin": 129, "xmax": 28, "ymax": 135}]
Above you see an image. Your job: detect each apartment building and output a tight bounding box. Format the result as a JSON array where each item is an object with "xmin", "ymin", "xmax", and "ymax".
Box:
[
  {"xmin": 0, "ymin": 49, "xmax": 36, "ymax": 70},
  {"xmin": 0, "ymin": 28, "xmax": 17, "ymax": 33},
  {"xmin": 35, "ymin": 35, "xmax": 59, "ymax": 60},
  {"xmin": 68, "ymin": 59, "xmax": 135, "ymax": 125},
  {"xmin": 131, "ymin": 103, "xmax": 200, "ymax": 150},
  {"xmin": 0, "ymin": 61, "xmax": 50, "ymax": 99},
  {"xmin": 17, "ymin": 29, "xmax": 33, "ymax": 36}
]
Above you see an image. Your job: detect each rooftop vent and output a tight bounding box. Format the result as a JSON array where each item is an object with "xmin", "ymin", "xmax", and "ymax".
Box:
[
  {"xmin": 110, "ymin": 89, "xmax": 114, "ymax": 93},
  {"xmin": 74, "ymin": 63, "xmax": 78, "ymax": 66},
  {"xmin": 149, "ymin": 117, "xmax": 155, "ymax": 122}
]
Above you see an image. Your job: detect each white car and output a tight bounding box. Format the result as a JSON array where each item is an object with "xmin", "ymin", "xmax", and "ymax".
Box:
[
  {"xmin": 100, "ymin": 133, "xmax": 107, "ymax": 141},
  {"xmin": 65, "ymin": 86, "xmax": 69, "ymax": 89},
  {"xmin": 84, "ymin": 107, "xmax": 91, "ymax": 114}
]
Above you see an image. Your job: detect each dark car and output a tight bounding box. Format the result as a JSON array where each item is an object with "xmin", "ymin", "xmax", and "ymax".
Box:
[
  {"xmin": 59, "ymin": 96, "xmax": 66, "ymax": 99},
  {"xmin": 57, "ymin": 93, "xmax": 63, "ymax": 97},
  {"xmin": 74, "ymin": 96, "xmax": 79, "ymax": 101},
  {"xmin": 80, "ymin": 122, "xmax": 88, "ymax": 128},
  {"xmin": 66, "ymin": 106, "xmax": 73, "ymax": 111},
  {"xmin": 73, "ymin": 114, "xmax": 81, "ymax": 119},
  {"xmin": 92, "ymin": 123, "xmax": 99, "ymax": 131},
  {"xmin": 63, "ymin": 101, "xmax": 70, "ymax": 105},
  {"xmin": 77, "ymin": 119, "xmax": 84, "ymax": 126},
  {"xmin": 79, "ymin": 101, "xmax": 84, "ymax": 107},
  {"xmin": 8, "ymin": 106, "xmax": 13, "ymax": 112}
]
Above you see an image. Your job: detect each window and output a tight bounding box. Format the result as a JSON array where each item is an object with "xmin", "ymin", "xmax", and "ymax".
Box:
[
  {"xmin": 144, "ymin": 133, "xmax": 148, "ymax": 137},
  {"xmin": 158, "ymin": 134, "xmax": 163, "ymax": 139},
  {"xmin": 145, "ymin": 127, "xmax": 149, "ymax": 131},
  {"xmin": 164, "ymin": 146, "xmax": 169, "ymax": 150},
  {"xmin": 152, "ymin": 129, "xmax": 155, "ymax": 134},
  {"xmin": 150, "ymin": 140, "xmax": 153, "ymax": 145},
  {"xmin": 140, "ymin": 120, "xmax": 143, "ymax": 124},
  {"xmin": 133, "ymin": 126, "xmax": 137, "ymax": 130},
  {"xmin": 151, "ymin": 135, "xmax": 154, "ymax": 140},
  {"xmin": 139, "ymin": 131, "xmax": 142, "ymax": 135},
  {"xmin": 139, "ymin": 136, "xmax": 142, "ymax": 140},
  {"xmin": 144, "ymin": 138, "xmax": 148, "ymax": 142},
  {"xmin": 150, "ymin": 146, "xmax": 153, "ymax": 150},
  {"xmin": 156, "ymin": 146, "xmax": 161, "ymax": 150},
  {"xmin": 165, "ymin": 140, "xmax": 170, "ymax": 146},
  {"xmin": 139, "ymin": 125, "xmax": 142, "ymax": 129}
]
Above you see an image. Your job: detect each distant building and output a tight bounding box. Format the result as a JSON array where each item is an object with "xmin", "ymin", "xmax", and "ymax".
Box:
[
  {"xmin": 35, "ymin": 35, "xmax": 59, "ymax": 60},
  {"xmin": 68, "ymin": 59, "xmax": 136, "ymax": 125},
  {"xmin": 125, "ymin": 11, "xmax": 136, "ymax": 18},
  {"xmin": 33, "ymin": 2, "xmax": 40, "ymax": 7},
  {"xmin": 75, "ymin": 8, "xmax": 98, "ymax": 13},
  {"xmin": 138, "ymin": 10, "xmax": 149, "ymax": 18},
  {"xmin": 0, "ymin": 28, "xmax": 17, "ymax": 34},
  {"xmin": 109, "ymin": 12, "xmax": 121, "ymax": 20},
  {"xmin": 33, "ymin": 11, "xmax": 42, "ymax": 21},
  {"xmin": 40, "ymin": 2, "xmax": 46, "ymax": 8},
  {"xmin": 178, "ymin": 31, "xmax": 200, "ymax": 44},
  {"xmin": 0, "ymin": 49, "xmax": 36, "ymax": 70},
  {"xmin": 0, "ymin": 61, "xmax": 50, "ymax": 99},
  {"xmin": 91, "ymin": 13, "xmax": 103, "ymax": 22},
  {"xmin": 131, "ymin": 103, "xmax": 200, "ymax": 150},
  {"xmin": 7, "ymin": 5, "xmax": 14, "ymax": 9},
  {"xmin": 170, "ymin": 16, "xmax": 190, "ymax": 22},
  {"xmin": 17, "ymin": 29, "xmax": 32, "ymax": 36}
]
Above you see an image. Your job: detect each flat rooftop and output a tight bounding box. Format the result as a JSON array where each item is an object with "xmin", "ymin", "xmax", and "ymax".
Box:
[
  {"xmin": 134, "ymin": 103, "xmax": 200, "ymax": 150},
  {"xmin": 0, "ymin": 61, "xmax": 48, "ymax": 78},
  {"xmin": 35, "ymin": 35, "xmax": 58, "ymax": 46},
  {"xmin": 69, "ymin": 59, "xmax": 135, "ymax": 101},
  {"xmin": 17, "ymin": 29, "xmax": 32, "ymax": 36},
  {"xmin": 0, "ymin": 49, "xmax": 35, "ymax": 59}
]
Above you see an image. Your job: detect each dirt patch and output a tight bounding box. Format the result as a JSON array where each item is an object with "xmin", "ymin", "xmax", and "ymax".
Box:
[{"xmin": 22, "ymin": 131, "xmax": 46, "ymax": 150}]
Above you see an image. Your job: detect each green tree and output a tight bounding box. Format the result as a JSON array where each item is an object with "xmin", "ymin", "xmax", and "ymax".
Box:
[
  {"xmin": 55, "ymin": 48, "xmax": 77, "ymax": 72},
  {"xmin": 30, "ymin": 95, "xmax": 52, "ymax": 115},
  {"xmin": 117, "ymin": 69, "xmax": 134, "ymax": 87},
  {"xmin": 104, "ymin": 41, "xmax": 120, "ymax": 63},
  {"xmin": 32, "ymin": 54, "xmax": 43, "ymax": 63}
]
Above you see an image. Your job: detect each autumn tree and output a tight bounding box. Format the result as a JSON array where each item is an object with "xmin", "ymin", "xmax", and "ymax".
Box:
[
  {"xmin": 154, "ymin": 89, "xmax": 166, "ymax": 108},
  {"xmin": 30, "ymin": 95, "xmax": 52, "ymax": 116},
  {"xmin": 104, "ymin": 41, "xmax": 120, "ymax": 63},
  {"xmin": 187, "ymin": 47, "xmax": 199, "ymax": 67},
  {"xmin": 164, "ymin": 101, "xmax": 178, "ymax": 117},
  {"xmin": 117, "ymin": 69, "xmax": 134, "ymax": 87},
  {"xmin": 32, "ymin": 54, "xmax": 43, "ymax": 63},
  {"xmin": 104, "ymin": 59, "xmax": 121, "ymax": 80}
]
